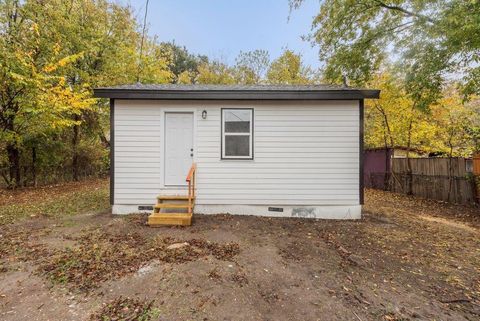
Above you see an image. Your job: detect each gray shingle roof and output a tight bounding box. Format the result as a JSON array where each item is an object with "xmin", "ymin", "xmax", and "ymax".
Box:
[
  {"xmin": 98, "ymin": 83, "xmax": 350, "ymax": 91},
  {"xmin": 93, "ymin": 83, "xmax": 380, "ymax": 100}
]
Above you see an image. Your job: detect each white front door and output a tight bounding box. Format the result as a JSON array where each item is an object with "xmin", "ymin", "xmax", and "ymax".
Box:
[{"xmin": 165, "ymin": 112, "xmax": 194, "ymax": 186}]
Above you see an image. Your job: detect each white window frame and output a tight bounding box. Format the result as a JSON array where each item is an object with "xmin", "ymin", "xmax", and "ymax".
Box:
[{"xmin": 221, "ymin": 108, "xmax": 253, "ymax": 160}]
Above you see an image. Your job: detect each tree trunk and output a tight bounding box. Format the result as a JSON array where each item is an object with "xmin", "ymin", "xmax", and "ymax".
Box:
[
  {"xmin": 72, "ymin": 116, "xmax": 80, "ymax": 181},
  {"xmin": 32, "ymin": 146, "xmax": 37, "ymax": 187},
  {"xmin": 447, "ymin": 145, "xmax": 454, "ymax": 202},
  {"xmin": 405, "ymin": 112, "xmax": 415, "ymax": 195},
  {"xmin": 6, "ymin": 143, "xmax": 21, "ymax": 188},
  {"xmin": 375, "ymin": 102, "xmax": 395, "ymax": 191}
]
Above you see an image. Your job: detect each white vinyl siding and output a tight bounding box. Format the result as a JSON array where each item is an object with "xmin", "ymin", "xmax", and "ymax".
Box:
[
  {"xmin": 114, "ymin": 100, "xmax": 359, "ymax": 206},
  {"xmin": 114, "ymin": 101, "xmax": 162, "ymax": 204}
]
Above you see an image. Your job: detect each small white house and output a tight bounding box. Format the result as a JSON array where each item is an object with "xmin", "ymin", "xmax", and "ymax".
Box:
[{"xmin": 94, "ymin": 84, "xmax": 379, "ymax": 225}]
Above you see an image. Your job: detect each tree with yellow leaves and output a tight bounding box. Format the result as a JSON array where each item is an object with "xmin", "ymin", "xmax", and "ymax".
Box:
[
  {"xmin": 366, "ymin": 71, "xmax": 480, "ymax": 157},
  {"xmin": 0, "ymin": 0, "xmax": 173, "ymax": 187},
  {"xmin": 430, "ymin": 89, "xmax": 480, "ymax": 157},
  {"xmin": 267, "ymin": 50, "xmax": 316, "ymax": 85},
  {"xmin": 365, "ymin": 72, "xmax": 436, "ymax": 153}
]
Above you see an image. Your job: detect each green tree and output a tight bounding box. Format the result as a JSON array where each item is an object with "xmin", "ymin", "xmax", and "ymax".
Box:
[
  {"xmin": 234, "ymin": 50, "xmax": 270, "ymax": 84},
  {"xmin": 290, "ymin": 0, "xmax": 480, "ymax": 96},
  {"xmin": 266, "ymin": 50, "xmax": 315, "ymax": 84},
  {"xmin": 34, "ymin": 0, "xmax": 172, "ymax": 181},
  {"xmin": 0, "ymin": 1, "xmax": 92, "ymax": 186},
  {"xmin": 196, "ymin": 61, "xmax": 236, "ymax": 85},
  {"xmin": 159, "ymin": 42, "xmax": 208, "ymax": 83},
  {"xmin": 0, "ymin": 0, "xmax": 173, "ymax": 186}
]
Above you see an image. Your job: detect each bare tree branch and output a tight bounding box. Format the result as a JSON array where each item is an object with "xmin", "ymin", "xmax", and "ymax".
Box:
[{"xmin": 374, "ymin": 0, "xmax": 435, "ymax": 23}]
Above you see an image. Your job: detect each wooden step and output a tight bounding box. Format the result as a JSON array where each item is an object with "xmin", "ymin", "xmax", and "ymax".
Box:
[
  {"xmin": 148, "ymin": 213, "xmax": 192, "ymax": 226},
  {"xmin": 154, "ymin": 203, "xmax": 189, "ymax": 209},
  {"xmin": 157, "ymin": 195, "xmax": 192, "ymax": 201}
]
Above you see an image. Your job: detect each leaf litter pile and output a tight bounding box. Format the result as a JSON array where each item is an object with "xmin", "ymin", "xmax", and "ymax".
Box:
[
  {"xmin": 89, "ymin": 296, "xmax": 159, "ymax": 321},
  {"xmin": 0, "ymin": 226, "xmax": 50, "ymax": 266},
  {"xmin": 38, "ymin": 228, "xmax": 240, "ymax": 291}
]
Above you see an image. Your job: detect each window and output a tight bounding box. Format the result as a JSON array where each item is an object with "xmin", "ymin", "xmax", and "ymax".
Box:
[{"xmin": 221, "ymin": 109, "xmax": 253, "ymax": 159}]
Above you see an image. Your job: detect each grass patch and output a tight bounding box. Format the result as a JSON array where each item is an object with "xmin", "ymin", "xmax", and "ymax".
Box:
[
  {"xmin": 38, "ymin": 229, "xmax": 240, "ymax": 292},
  {"xmin": 89, "ymin": 297, "xmax": 160, "ymax": 321},
  {"xmin": 0, "ymin": 179, "xmax": 109, "ymax": 225}
]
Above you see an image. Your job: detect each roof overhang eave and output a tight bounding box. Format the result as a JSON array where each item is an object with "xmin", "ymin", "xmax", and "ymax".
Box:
[{"xmin": 93, "ymin": 89, "xmax": 380, "ymax": 100}]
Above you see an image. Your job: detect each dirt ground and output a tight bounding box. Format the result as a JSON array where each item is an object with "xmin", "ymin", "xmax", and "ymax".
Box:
[{"xmin": 0, "ymin": 183, "xmax": 479, "ymax": 321}]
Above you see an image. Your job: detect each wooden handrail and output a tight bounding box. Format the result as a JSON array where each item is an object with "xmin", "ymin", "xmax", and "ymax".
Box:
[
  {"xmin": 186, "ymin": 163, "xmax": 196, "ymax": 182},
  {"xmin": 186, "ymin": 163, "xmax": 196, "ymax": 216}
]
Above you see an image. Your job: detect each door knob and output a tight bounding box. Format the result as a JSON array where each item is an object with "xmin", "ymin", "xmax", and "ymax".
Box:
[
  {"xmin": 190, "ymin": 148, "xmax": 194, "ymax": 151},
  {"xmin": 190, "ymin": 153, "xmax": 193, "ymax": 157}
]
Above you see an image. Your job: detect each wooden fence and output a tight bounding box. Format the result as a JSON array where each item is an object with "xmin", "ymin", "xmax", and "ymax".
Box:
[
  {"xmin": 474, "ymin": 154, "xmax": 480, "ymax": 175},
  {"xmin": 366, "ymin": 158, "xmax": 478, "ymax": 205}
]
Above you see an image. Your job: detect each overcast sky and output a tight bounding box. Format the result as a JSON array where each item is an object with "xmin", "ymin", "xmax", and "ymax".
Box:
[{"xmin": 117, "ymin": 0, "xmax": 322, "ymax": 68}]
